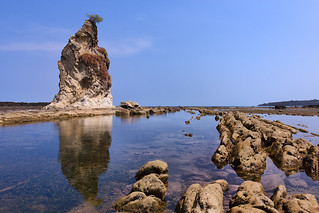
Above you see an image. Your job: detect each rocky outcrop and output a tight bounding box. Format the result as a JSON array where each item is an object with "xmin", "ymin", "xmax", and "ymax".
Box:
[
  {"xmin": 228, "ymin": 181, "xmax": 278, "ymax": 212},
  {"xmin": 271, "ymin": 185, "xmax": 319, "ymax": 212},
  {"xmin": 115, "ymin": 106, "xmax": 181, "ymax": 117},
  {"xmin": 212, "ymin": 111, "xmax": 319, "ymax": 181},
  {"xmin": 113, "ymin": 160, "xmax": 168, "ymax": 213},
  {"xmin": 175, "ymin": 180, "xmax": 228, "ymax": 213},
  {"xmin": 175, "ymin": 180, "xmax": 319, "ymax": 213},
  {"xmin": 120, "ymin": 101, "xmax": 140, "ymax": 109},
  {"xmin": 46, "ymin": 19, "xmax": 112, "ymax": 109}
]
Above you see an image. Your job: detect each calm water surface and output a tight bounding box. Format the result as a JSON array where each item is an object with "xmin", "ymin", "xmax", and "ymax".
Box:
[{"xmin": 0, "ymin": 111, "xmax": 319, "ymax": 212}]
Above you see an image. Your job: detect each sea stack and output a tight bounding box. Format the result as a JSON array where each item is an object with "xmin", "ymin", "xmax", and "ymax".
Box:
[{"xmin": 46, "ymin": 19, "xmax": 112, "ymax": 109}]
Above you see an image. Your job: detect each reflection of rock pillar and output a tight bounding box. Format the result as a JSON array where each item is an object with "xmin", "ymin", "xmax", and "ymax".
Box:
[{"xmin": 58, "ymin": 116, "xmax": 112, "ymax": 203}]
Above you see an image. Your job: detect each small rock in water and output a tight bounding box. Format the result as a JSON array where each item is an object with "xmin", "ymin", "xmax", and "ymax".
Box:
[
  {"xmin": 184, "ymin": 133, "xmax": 193, "ymax": 137},
  {"xmin": 185, "ymin": 120, "xmax": 190, "ymax": 125}
]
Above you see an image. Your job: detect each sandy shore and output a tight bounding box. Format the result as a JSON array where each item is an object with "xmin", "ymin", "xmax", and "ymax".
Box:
[
  {"xmin": 0, "ymin": 108, "xmax": 116, "ymax": 126},
  {"xmin": 0, "ymin": 105, "xmax": 318, "ymax": 126}
]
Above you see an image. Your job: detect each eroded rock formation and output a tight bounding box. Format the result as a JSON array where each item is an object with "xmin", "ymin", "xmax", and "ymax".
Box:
[
  {"xmin": 113, "ymin": 160, "xmax": 168, "ymax": 213},
  {"xmin": 212, "ymin": 111, "xmax": 319, "ymax": 181},
  {"xmin": 175, "ymin": 180, "xmax": 319, "ymax": 213},
  {"xmin": 271, "ymin": 185, "xmax": 319, "ymax": 212},
  {"xmin": 47, "ymin": 19, "xmax": 112, "ymax": 109},
  {"xmin": 175, "ymin": 180, "xmax": 229, "ymax": 213},
  {"xmin": 228, "ymin": 181, "xmax": 278, "ymax": 212}
]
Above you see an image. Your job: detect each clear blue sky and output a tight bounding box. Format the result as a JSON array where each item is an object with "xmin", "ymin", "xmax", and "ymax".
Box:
[{"xmin": 0, "ymin": 1, "xmax": 318, "ymax": 106}]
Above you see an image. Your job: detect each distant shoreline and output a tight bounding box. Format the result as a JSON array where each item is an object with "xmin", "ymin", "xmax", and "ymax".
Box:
[
  {"xmin": 259, "ymin": 99, "xmax": 319, "ymax": 107},
  {"xmin": 0, "ymin": 104, "xmax": 318, "ymax": 126}
]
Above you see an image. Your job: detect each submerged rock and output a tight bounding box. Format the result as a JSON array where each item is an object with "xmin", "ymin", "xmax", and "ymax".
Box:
[
  {"xmin": 113, "ymin": 160, "xmax": 168, "ymax": 213},
  {"xmin": 175, "ymin": 179, "xmax": 228, "ymax": 213},
  {"xmin": 47, "ymin": 19, "xmax": 112, "ymax": 109}
]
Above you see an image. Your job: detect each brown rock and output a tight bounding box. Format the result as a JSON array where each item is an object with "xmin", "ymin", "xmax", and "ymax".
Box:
[
  {"xmin": 131, "ymin": 174, "xmax": 167, "ymax": 200},
  {"xmin": 135, "ymin": 160, "xmax": 168, "ymax": 185},
  {"xmin": 271, "ymin": 185, "xmax": 319, "ymax": 212},
  {"xmin": 46, "ymin": 19, "xmax": 112, "ymax": 109},
  {"xmin": 228, "ymin": 181, "xmax": 278, "ymax": 213},
  {"xmin": 112, "ymin": 191, "xmax": 165, "ymax": 213},
  {"xmin": 175, "ymin": 181, "xmax": 227, "ymax": 213},
  {"xmin": 120, "ymin": 101, "xmax": 140, "ymax": 109}
]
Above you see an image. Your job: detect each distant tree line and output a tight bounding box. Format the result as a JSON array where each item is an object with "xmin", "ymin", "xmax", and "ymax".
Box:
[{"xmin": 259, "ymin": 99, "xmax": 319, "ymax": 107}]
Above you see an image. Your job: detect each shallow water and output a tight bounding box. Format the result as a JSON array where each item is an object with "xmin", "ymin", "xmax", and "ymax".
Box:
[{"xmin": 0, "ymin": 111, "xmax": 319, "ymax": 212}]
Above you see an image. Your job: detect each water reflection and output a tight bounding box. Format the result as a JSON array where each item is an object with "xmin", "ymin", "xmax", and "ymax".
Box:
[
  {"xmin": 57, "ymin": 116, "xmax": 112, "ymax": 205},
  {"xmin": 116, "ymin": 114, "xmax": 148, "ymax": 123}
]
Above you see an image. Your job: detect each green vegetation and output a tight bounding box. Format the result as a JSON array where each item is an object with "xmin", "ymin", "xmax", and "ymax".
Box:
[
  {"xmin": 259, "ymin": 99, "xmax": 319, "ymax": 106},
  {"xmin": 86, "ymin": 14, "xmax": 104, "ymax": 23}
]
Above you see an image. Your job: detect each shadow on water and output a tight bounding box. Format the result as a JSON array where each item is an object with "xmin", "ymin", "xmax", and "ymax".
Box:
[{"xmin": 57, "ymin": 116, "xmax": 112, "ymax": 206}]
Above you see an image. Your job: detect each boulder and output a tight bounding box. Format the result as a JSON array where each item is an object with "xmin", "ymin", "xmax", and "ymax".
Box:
[
  {"xmin": 112, "ymin": 191, "xmax": 165, "ymax": 213},
  {"xmin": 131, "ymin": 174, "xmax": 167, "ymax": 200},
  {"xmin": 135, "ymin": 160, "xmax": 168, "ymax": 185},
  {"xmin": 113, "ymin": 160, "xmax": 168, "ymax": 212},
  {"xmin": 120, "ymin": 101, "xmax": 140, "ymax": 109},
  {"xmin": 228, "ymin": 181, "xmax": 278, "ymax": 213},
  {"xmin": 175, "ymin": 180, "xmax": 228, "ymax": 213},
  {"xmin": 46, "ymin": 19, "xmax": 112, "ymax": 109},
  {"xmin": 271, "ymin": 185, "xmax": 319, "ymax": 212}
]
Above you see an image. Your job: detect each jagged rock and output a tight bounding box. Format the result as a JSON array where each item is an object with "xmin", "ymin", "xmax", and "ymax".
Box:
[
  {"xmin": 120, "ymin": 101, "xmax": 140, "ymax": 109},
  {"xmin": 271, "ymin": 185, "xmax": 319, "ymax": 212},
  {"xmin": 212, "ymin": 111, "xmax": 317, "ymax": 181},
  {"xmin": 47, "ymin": 19, "xmax": 112, "ymax": 109},
  {"xmin": 113, "ymin": 160, "xmax": 168, "ymax": 212},
  {"xmin": 270, "ymin": 185, "xmax": 287, "ymax": 209},
  {"xmin": 228, "ymin": 181, "xmax": 278, "ymax": 213},
  {"xmin": 175, "ymin": 180, "xmax": 228, "ymax": 213},
  {"xmin": 303, "ymin": 146, "xmax": 319, "ymax": 180}
]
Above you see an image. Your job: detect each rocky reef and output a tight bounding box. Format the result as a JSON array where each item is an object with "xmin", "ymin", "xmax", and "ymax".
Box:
[
  {"xmin": 212, "ymin": 111, "xmax": 319, "ymax": 181},
  {"xmin": 113, "ymin": 160, "xmax": 168, "ymax": 212},
  {"xmin": 175, "ymin": 180, "xmax": 228, "ymax": 213},
  {"xmin": 175, "ymin": 180, "xmax": 319, "ymax": 213},
  {"xmin": 46, "ymin": 19, "xmax": 112, "ymax": 109}
]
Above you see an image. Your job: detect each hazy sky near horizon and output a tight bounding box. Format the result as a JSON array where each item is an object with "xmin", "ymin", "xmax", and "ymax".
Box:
[{"xmin": 0, "ymin": 1, "xmax": 318, "ymax": 106}]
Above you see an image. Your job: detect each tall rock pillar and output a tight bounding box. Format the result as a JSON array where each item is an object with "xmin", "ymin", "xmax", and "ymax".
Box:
[{"xmin": 47, "ymin": 19, "xmax": 112, "ymax": 109}]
